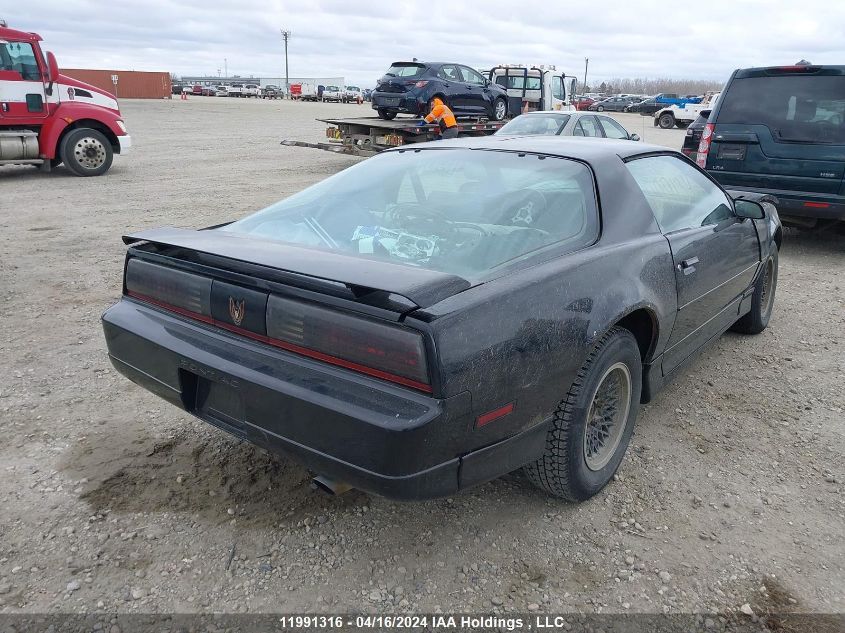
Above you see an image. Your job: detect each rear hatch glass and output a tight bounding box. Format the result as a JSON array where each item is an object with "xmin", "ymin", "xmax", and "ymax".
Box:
[
  {"xmin": 709, "ymin": 72, "xmax": 845, "ymax": 193},
  {"xmin": 718, "ymin": 75, "xmax": 845, "ymax": 144},
  {"xmin": 386, "ymin": 63, "xmax": 425, "ymax": 78},
  {"xmin": 222, "ymin": 149, "xmax": 598, "ymax": 279}
]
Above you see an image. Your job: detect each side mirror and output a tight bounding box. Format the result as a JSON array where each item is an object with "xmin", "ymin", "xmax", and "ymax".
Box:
[
  {"xmin": 734, "ymin": 199, "xmax": 765, "ymax": 219},
  {"xmin": 46, "ymin": 51, "xmax": 60, "ymax": 82},
  {"xmin": 629, "ymin": 133, "xmax": 641, "ymax": 142}
]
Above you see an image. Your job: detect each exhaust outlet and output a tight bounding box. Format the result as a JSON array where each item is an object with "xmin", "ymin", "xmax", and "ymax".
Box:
[{"xmin": 312, "ymin": 475, "xmax": 353, "ymax": 496}]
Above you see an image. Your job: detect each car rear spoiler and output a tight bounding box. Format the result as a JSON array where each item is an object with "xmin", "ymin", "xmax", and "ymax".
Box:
[{"xmin": 122, "ymin": 227, "xmax": 472, "ymax": 310}]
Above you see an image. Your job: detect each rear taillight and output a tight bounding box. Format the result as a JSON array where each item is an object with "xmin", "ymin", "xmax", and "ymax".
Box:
[
  {"xmin": 124, "ymin": 260, "xmax": 431, "ymax": 392},
  {"xmin": 266, "ymin": 296, "xmax": 430, "ymax": 391},
  {"xmin": 696, "ymin": 123, "xmax": 715, "ymax": 168},
  {"xmin": 125, "ymin": 259, "xmax": 211, "ymax": 320}
]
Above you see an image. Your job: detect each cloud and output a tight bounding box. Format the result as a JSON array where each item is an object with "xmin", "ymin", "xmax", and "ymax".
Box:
[{"xmin": 9, "ymin": 0, "xmax": 845, "ymax": 87}]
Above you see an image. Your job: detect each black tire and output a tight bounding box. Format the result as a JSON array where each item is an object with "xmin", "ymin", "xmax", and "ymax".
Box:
[
  {"xmin": 60, "ymin": 128, "xmax": 114, "ymax": 177},
  {"xmin": 524, "ymin": 327, "xmax": 642, "ymax": 501},
  {"xmin": 596, "ymin": 105, "xmax": 604, "ymax": 112},
  {"xmin": 732, "ymin": 246, "xmax": 778, "ymax": 334},
  {"xmin": 658, "ymin": 113, "xmax": 675, "ymax": 129},
  {"xmin": 377, "ymin": 109, "xmax": 397, "ymax": 120},
  {"xmin": 491, "ymin": 97, "xmax": 508, "ymax": 121}
]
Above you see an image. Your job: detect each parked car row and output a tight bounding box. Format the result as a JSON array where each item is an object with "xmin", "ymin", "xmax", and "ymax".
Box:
[{"xmin": 172, "ymin": 83, "xmax": 282, "ymax": 98}]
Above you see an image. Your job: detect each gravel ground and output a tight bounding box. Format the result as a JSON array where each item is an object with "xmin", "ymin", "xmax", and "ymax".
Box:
[{"xmin": 0, "ymin": 98, "xmax": 843, "ymax": 626}]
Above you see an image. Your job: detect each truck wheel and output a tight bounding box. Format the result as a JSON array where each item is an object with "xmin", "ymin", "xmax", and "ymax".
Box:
[
  {"xmin": 658, "ymin": 113, "xmax": 675, "ymax": 129},
  {"xmin": 524, "ymin": 327, "xmax": 641, "ymax": 501},
  {"xmin": 60, "ymin": 128, "xmax": 113, "ymax": 177},
  {"xmin": 731, "ymin": 246, "xmax": 778, "ymax": 335},
  {"xmin": 377, "ymin": 109, "xmax": 397, "ymax": 120},
  {"xmin": 491, "ymin": 97, "xmax": 508, "ymax": 121}
]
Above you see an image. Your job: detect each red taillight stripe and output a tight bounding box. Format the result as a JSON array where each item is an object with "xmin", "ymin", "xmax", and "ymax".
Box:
[
  {"xmin": 126, "ymin": 290, "xmax": 213, "ymax": 324},
  {"xmin": 125, "ymin": 291, "xmax": 432, "ymax": 393},
  {"xmin": 803, "ymin": 201, "xmax": 830, "ymax": 208},
  {"xmin": 476, "ymin": 402, "xmax": 515, "ymax": 428}
]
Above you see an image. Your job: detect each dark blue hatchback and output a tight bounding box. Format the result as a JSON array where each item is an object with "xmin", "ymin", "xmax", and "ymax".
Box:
[{"xmin": 371, "ymin": 61, "xmax": 509, "ymax": 121}]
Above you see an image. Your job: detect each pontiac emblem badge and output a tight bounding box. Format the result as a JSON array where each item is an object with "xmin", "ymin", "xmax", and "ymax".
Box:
[{"xmin": 228, "ymin": 297, "xmax": 245, "ymax": 326}]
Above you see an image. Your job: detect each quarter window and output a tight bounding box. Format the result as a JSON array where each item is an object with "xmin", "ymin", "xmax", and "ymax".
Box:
[{"xmin": 626, "ymin": 155, "xmax": 734, "ymax": 233}]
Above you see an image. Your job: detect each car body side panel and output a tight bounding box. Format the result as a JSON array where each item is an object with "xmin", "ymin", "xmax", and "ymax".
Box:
[{"xmin": 413, "ymin": 152, "xmax": 677, "ymax": 449}]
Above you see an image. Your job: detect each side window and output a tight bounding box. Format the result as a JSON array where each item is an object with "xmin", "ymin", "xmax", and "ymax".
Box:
[
  {"xmin": 438, "ymin": 65, "xmax": 461, "ymax": 82},
  {"xmin": 0, "ymin": 42, "xmax": 39, "ymax": 80},
  {"xmin": 627, "ymin": 155, "xmax": 734, "ymax": 233},
  {"xmin": 576, "ymin": 116, "xmax": 601, "ymax": 137},
  {"xmin": 597, "ymin": 116, "xmax": 629, "ymax": 140},
  {"xmin": 460, "ymin": 66, "xmax": 486, "ymax": 86},
  {"xmin": 552, "ymin": 76, "xmax": 565, "ymax": 101}
]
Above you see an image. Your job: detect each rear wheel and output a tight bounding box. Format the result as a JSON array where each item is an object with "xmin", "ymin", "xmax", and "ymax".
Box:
[
  {"xmin": 491, "ymin": 97, "xmax": 508, "ymax": 121},
  {"xmin": 60, "ymin": 128, "xmax": 113, "ymax": 177},
  {"xmin": 658, "ymin": 113, "xmax": 675, "ymax": 129},
  {"xmin": 596, "ymin": 105, "xmax": 604, "ymax": 112},
  {"xmin": 377, "ymin": 109, "xmax": 397, "ymax": 121},
  {"xmin": 524, "ymin": 327, "xmax": 641, "ymax": 501},
  {"xmin": 732, "ymin": 246, "xmax": 778, "ymax": 334}
]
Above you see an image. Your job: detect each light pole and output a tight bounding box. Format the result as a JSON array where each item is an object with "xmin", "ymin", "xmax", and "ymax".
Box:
[
  {"xmin": 584, "ymin": 57, "xmax": 589, "ymax": 94},
  {"xmin": 224, "ymin": 58, "xmax": 227, "ymax": 79},
  {"xmin": 280, "ymin": 29, "xmax": 291, "ymax": 98}
]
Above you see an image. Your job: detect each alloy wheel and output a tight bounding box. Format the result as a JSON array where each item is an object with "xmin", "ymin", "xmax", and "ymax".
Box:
[{"xmin": 583, "ymin": 362, "xmax": 632, "ymax": 471}]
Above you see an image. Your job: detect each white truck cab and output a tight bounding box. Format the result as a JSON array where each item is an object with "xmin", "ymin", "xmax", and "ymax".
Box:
[
  {"xmin": 485, "ymin": 65, "xmax": 576, "ymax": 114},
  {"xmin": 322, "ymin": 85, "xmax": 343, "ymax": 102}
]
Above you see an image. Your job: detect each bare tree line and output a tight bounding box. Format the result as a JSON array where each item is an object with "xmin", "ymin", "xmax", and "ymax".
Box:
[{"xmin": 583, "ymin": 77, "xmax": 724, "ymax": 95}]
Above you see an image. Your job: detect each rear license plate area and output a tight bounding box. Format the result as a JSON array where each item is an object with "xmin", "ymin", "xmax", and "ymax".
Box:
[
  {"xmin": 180, "ymin": 370, "xmax": 246, "ymax": 438},
  {"xmin": 378, "ymin": 97, "xmax": 400, "ymax": 106},
  {"xmin": 716, "ymin": 143, "xmax": 746, "ymax": 160}
]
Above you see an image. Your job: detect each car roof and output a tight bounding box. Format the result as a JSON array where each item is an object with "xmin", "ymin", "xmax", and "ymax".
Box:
[{"xmin": 389, "ymin": 135, "xmax": 671, "ymax": 161}]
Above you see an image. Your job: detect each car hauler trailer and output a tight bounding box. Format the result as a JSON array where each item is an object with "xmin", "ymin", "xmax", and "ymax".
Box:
[{"xmin": 282, "ymin": 116, "xmax": 506, "ymax": 157}]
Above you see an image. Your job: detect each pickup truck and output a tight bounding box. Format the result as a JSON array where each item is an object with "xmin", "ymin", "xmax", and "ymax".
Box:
[
  {"xmin": 243, "ymin": 84, "xmax": 261, "ymax": 98},
  {"xmin": 654, "ymin": 93, "xmax": 701, "ymax": 108},
  {"xmin": 227, "ymin": 83, "xmax": 244, "ymax": 97},
  {"xmin": 322, "ymin": 85, "xmax": 344, "ymax": 102},
  {"xmin": 654, "ymin": 92, "xmax": 720, "ymax": 129},
  {"xmin": 261, "ymin": 85, "xmax": 280, "ymax": 99}
]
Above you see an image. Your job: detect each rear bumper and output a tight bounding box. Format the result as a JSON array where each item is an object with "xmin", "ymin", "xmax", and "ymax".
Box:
[
  {"xmin": 102, "ymin": 299, "xmax": 546, "ymax": 499},
  {"xmin": 371, "ymin": 93, "xmax": 424, "ymax": 114}
]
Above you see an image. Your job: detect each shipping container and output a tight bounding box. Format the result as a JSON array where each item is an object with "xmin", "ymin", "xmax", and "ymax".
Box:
[{"xmin": 61, "ymin": 68, "xmax": 171, "ymax": 99}]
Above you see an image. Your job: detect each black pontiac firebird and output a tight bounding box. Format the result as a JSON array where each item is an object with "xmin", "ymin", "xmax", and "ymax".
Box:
[{"xmin": 102, "ymin": 137, "xmax": 781, "ymax": 501}]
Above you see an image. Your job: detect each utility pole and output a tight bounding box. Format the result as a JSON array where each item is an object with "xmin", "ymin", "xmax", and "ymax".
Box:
[
  {"xmin": 584, "ymin": 57, "xmax": 589, "ymax": 93},
  {"xmin": 224, "ymin": 58, "xmax": 227, "ymax": 79},
  {"xmin": 280, "ymin": 29, "xmax": 291, "ymax": 98}
]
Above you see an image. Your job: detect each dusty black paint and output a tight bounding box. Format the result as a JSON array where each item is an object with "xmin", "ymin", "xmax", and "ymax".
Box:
[{"xmin": 102, "ymin": 137, "xmax": 781, "ymax": 500}]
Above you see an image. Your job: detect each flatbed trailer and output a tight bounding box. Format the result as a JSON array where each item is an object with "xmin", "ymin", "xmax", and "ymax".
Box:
[{"xmin": 281, "ymin": 116, "xmax": 507, "ymax": 157}]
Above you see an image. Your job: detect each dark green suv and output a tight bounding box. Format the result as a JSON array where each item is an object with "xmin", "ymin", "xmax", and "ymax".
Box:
[{"xmin": 698, "ymin": 64, "xmax": 845, "ymax": 228}]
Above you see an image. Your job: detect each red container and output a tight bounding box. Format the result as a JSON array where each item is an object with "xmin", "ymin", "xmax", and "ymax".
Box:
[{"xmin": 61, "ymin": 68, "xmax": 172, "ymax": 99}]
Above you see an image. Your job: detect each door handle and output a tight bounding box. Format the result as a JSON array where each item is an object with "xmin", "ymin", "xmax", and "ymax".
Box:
[{"xmin": 678, "ymin": 257, "xmax": 699, "ymax": 275}]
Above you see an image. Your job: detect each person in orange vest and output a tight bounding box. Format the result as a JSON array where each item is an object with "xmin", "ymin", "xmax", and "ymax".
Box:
[{"xmin": 419, "ymin": 97, "xmax": 459, "ymax": 139}]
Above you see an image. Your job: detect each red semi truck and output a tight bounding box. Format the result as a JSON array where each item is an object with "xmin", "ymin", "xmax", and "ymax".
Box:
[{"xmin": 0, "ymin": 19, "xmax": 130, "ymax": 176}]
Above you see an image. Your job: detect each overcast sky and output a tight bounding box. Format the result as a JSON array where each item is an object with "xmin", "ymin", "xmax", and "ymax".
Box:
[{"xmin": 10, "ymin": 1, "xmax": 845, "ymax": 87}]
